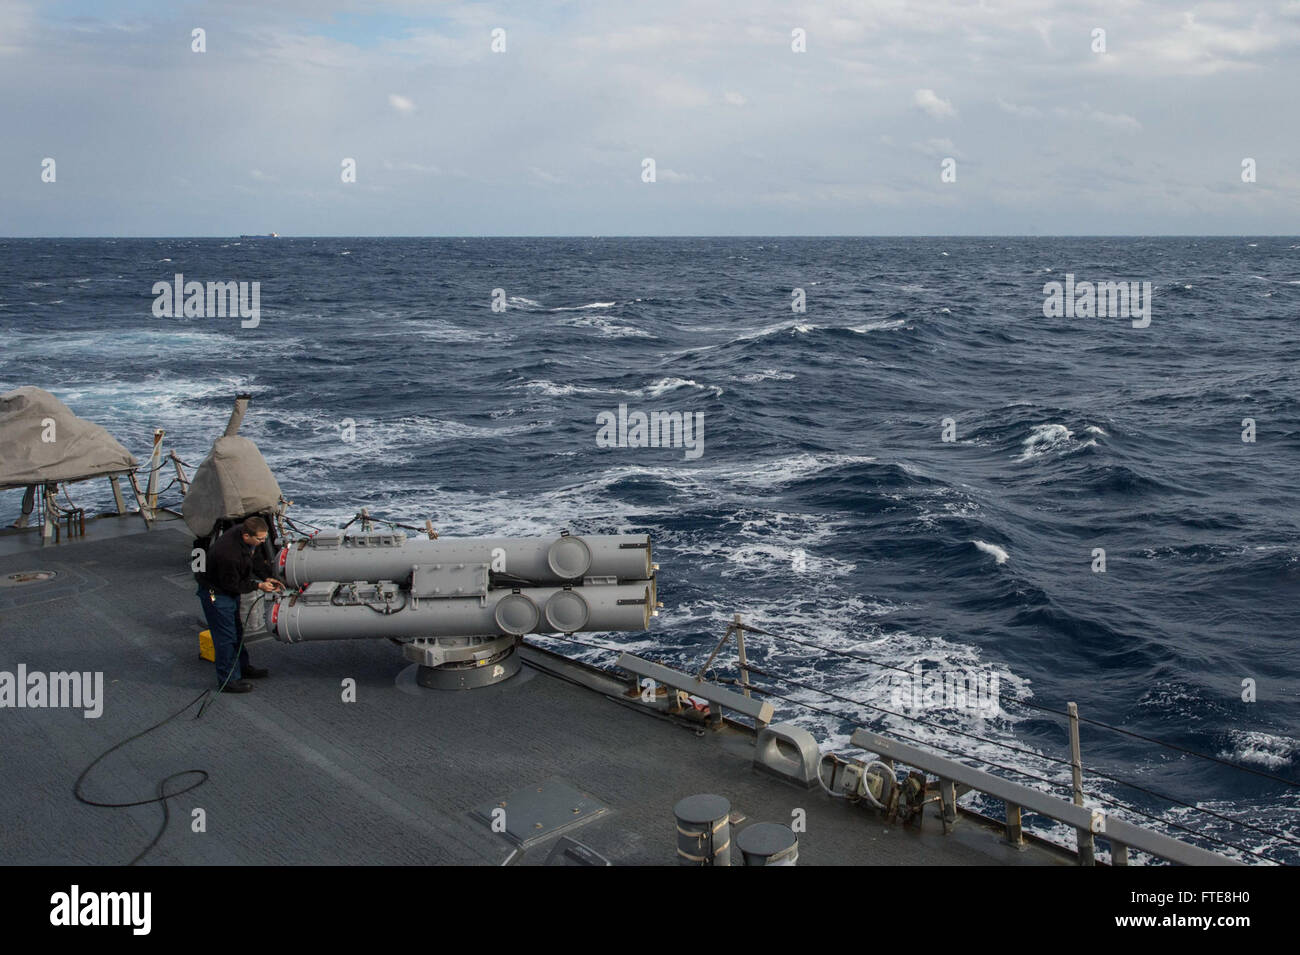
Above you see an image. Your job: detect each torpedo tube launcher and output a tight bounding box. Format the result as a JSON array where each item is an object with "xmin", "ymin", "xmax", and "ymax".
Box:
[{"xmin": 265, "ymin": 530, "xmax": 659, "ymax": 689}]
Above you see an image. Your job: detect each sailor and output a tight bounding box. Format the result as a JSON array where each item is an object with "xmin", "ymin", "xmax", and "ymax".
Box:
[{"xmin": 196, "ymin": 516, "xmax": 282, "ymax": 692}]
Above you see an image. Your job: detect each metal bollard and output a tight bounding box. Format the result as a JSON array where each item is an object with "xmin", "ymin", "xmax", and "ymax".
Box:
[
  {"xmin": 674, "ymin": 794, "xmax": 731, "ymax": 866},
  {"xmin": 736, "ymin": 822, "xmax": 798, "ymax": 866}
]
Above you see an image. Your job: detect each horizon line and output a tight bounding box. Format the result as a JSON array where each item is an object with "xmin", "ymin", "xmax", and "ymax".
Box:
[{"xmin": 3, "ymin": 233, "xmax": 1299, "ymax": 240}]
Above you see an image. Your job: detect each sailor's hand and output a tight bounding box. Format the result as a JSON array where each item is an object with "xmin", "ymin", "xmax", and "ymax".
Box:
[{"xmin": 258, "ymin": 579, "xmax": 282, "ymax": 593}]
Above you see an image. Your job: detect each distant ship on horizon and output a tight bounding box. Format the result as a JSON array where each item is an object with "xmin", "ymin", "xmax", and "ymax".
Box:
[{"xmin": 238, "ymin": 232, "xmax": 279, "ymax": 238}]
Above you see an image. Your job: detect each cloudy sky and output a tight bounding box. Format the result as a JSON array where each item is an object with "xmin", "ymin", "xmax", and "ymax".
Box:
[{"xmin": 2, "ymin": 0, "xmax": 1297, "ymax": 235}]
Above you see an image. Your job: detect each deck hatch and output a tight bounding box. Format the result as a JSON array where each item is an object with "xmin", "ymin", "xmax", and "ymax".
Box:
[{"xmin": 471, "ymin": 778, "xmax": 608, "ymax": 848}]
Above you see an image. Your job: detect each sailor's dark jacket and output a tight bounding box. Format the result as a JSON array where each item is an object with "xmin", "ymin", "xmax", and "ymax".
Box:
[{"xmin": 201, "ymin": 524, "xmax": 263, "ymax": 597}]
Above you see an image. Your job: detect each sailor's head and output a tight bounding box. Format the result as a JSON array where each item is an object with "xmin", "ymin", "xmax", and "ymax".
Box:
[{"xmin": 240, "ymin": 516, "xmax": 269, "ymax": 547}]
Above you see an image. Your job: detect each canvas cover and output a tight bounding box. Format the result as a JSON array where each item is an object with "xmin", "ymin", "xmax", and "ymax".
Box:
[
  {"xmin": 0, "ymin": 386, "xmax": 138, "ymax": 490},
  {"xmin": 182, "ymin": 435, "xmax": 282, "ymax": 536}
]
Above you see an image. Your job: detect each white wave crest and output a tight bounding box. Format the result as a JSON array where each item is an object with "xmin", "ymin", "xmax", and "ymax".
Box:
[
  {"xmin": 849, "ymin": 319, "xmax": 906, "ymax": 333},
  {"xmin": 1220, "ymin": 730, "xmax": 1296, "ymax": 769},
  {"xmin": 522, "ymin": 379, "xmax": 611, "ymax": 397},
  {"xmin": 737, "ymin": 369, "xmax": 795, "ymax": 383},
  {"xmin": 549, "ymin": 301, "xmax": 616, "ymax": 311},
  {"xmin": 1016, "ymin": 423, "xmax": 1073, "ymax": 462},
  {"xmin": 972, "ymin": 540, "xmax": 1009, "ymax": 564},
  {"xmin": 631, "ymin": 377, "xmax": 723, "ymax": 398},
  {"xmin": 556, "ymin": 314, "xmax": 651, "ymax": 337}
]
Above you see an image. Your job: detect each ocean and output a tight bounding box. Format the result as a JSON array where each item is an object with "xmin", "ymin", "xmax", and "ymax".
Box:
[{"xmin": 2, "ymin": 235, "xmax": 1297, "ymax": 863}]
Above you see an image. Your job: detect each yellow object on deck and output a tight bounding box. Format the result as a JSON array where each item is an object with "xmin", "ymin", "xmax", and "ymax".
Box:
[{"xmin": 199, "ymin": 629, "xmax": 214, "ymax": 662}]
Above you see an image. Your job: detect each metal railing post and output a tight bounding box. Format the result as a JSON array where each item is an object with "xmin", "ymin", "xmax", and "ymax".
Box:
[
  {"xmin": 127, "ymin": 470, "xmax": 152, "ymax": 528},
  {"xmin": 109, "ymin": 474, "xmax": 127, "ymax": 514},
  {"xmin": 1069, "ymin": 702, "xmax": 1095, "ymax": 866},
  {"xmin": 40, "ymin": 483, "xmax": 57, "ymax": 544},
  {"xmin": 1005, "ymin": 801, "xmax": 1024, "ymax": 847},
  {"xmin": 695, "ymin": 623, "xmax": 734, "ymax": 680},
  {"xmin": 735, "ymin": 613, "xmax": 750, "ymax": 699},
  {"xmin": 144, "ymin": 429, "xmax": 164, "ymax": 517},
  {"xmin": 170, "ymin": 452, "xmax": 190, "ymax": 495}
]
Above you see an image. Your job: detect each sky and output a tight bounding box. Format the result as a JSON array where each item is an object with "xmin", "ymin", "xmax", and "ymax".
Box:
[{"xmin": 1, "ymin": 0, "xmax": 1298, "ymax": 236}]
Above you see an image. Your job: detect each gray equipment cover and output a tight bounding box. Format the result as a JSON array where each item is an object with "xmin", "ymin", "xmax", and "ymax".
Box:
[
  {"xmin": 182, "ymin": 435, "xmax": 282, "ymax": 536},
  {"xmin": 0, "ymin": 386, "xmax": 138, "ymax": 490}
]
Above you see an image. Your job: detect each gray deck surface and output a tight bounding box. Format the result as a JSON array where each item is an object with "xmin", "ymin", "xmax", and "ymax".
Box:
[{"xmin": 0, "ymin": 516, "xmax": 1072, "ymax": 866}]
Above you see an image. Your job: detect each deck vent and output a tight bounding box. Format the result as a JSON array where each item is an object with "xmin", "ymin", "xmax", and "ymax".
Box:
[
  {"xmin": 753, "ymin": 722, "xmax": 821, "ymax": 789},
  {"xmin": 544, "ymin": 837, "xmax": 612, "ymax": 866}
]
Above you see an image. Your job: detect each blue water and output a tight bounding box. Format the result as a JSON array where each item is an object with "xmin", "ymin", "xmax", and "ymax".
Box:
[{"xmin": 2, "ymin": 236, "xmax": 1297, "ymax": 862}]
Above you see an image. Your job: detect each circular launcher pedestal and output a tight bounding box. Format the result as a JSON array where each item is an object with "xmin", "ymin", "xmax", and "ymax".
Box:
[{"xmin": 415, "ymin": 642, "xmax": 522, "ymax": 690}]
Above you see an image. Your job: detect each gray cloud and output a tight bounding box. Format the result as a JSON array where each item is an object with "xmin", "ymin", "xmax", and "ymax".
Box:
[{"xmin": 0, "ymin": 0, "xmax": 1296, "ymax": 235}]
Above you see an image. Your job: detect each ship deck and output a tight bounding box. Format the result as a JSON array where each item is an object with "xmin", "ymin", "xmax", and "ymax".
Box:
[{"xmin": 0, "ymin": 516, "xmax": 1073, "ymax": 865}]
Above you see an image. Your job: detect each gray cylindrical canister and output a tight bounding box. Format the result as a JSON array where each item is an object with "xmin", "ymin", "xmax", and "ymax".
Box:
[
  {"xmin": 280, "ymin": 533, "xmax": 653, "ymax": 588},
  {"xmin": 735, "ymin": 822, "xmax": 798, "ymax": 865},
  {"xmin": 267, "ymin": 582, "xmax": 653, "ymax": 643},
  {"xmin": 673, "ymin": 794, "xmax": 731, "ymax": 866}
]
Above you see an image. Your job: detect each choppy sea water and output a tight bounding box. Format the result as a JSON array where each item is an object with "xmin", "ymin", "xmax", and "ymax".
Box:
[{"xmin": 2, "ymin": 236, "xmax": 1297, "ymax": 863}]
